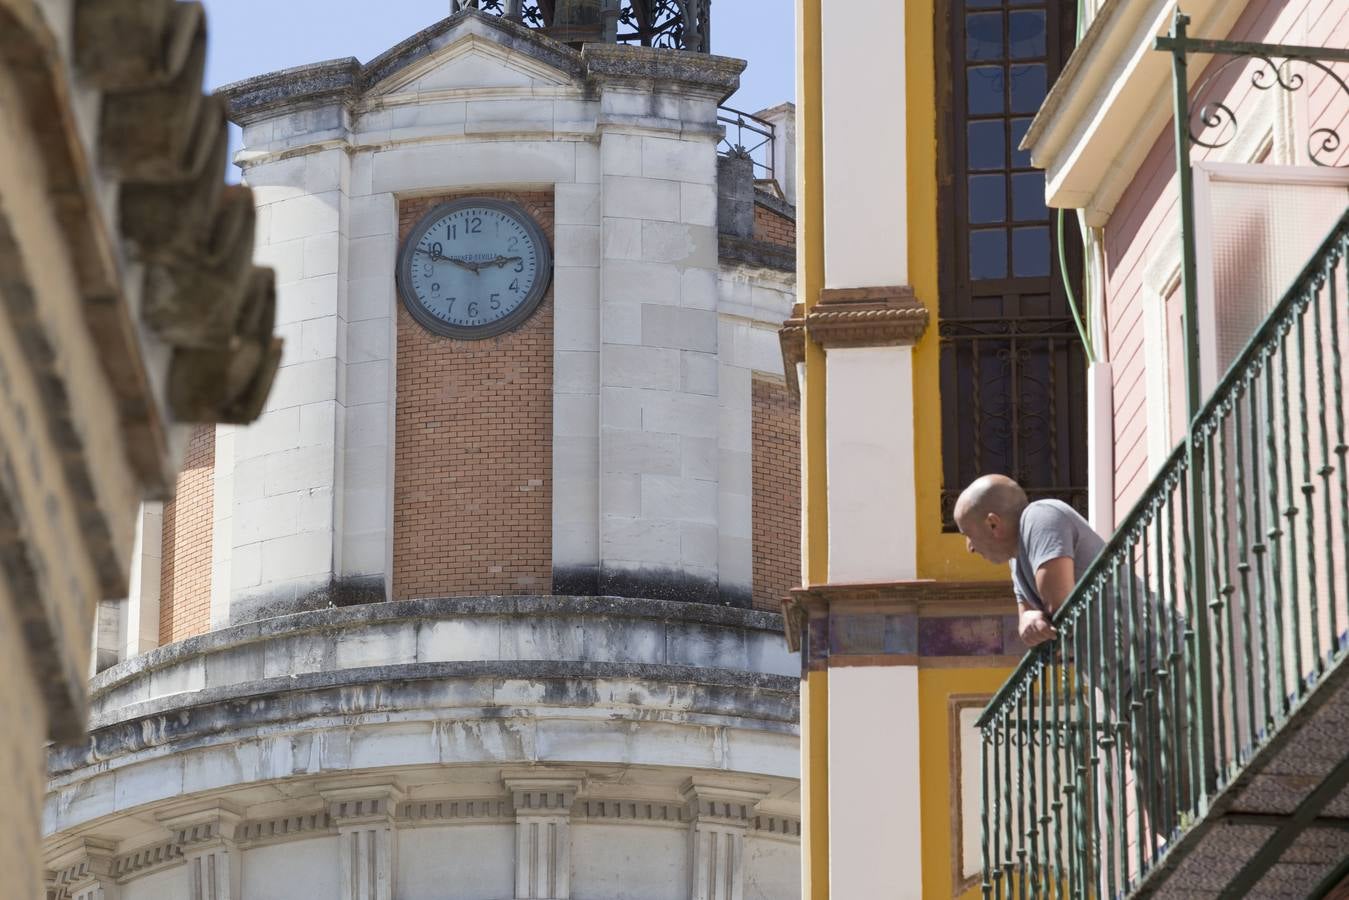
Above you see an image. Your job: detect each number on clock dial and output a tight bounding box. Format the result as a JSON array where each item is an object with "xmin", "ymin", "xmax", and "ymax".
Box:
[{"xmin": 409, "ymin": 206, "xmax": 541, "ymax": 328}]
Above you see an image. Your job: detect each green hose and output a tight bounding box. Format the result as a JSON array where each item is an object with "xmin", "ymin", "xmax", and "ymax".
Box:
[{"xmin": 1057, "ymin": 208, "xmax": 1097, "ymax": 363}]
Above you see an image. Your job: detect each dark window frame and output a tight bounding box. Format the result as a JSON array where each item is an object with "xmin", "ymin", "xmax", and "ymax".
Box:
[{"xmin": 935, "ymin": 0, "xmax": 1088, "ymax": 530}]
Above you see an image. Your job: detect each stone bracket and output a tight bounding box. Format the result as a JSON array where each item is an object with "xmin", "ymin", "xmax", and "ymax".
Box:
[{"xmin": 805, "ymin": 285, "xmax": 930, "ymax": 349}]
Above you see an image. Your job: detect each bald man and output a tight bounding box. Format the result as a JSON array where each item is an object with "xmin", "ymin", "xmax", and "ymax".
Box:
[{"xmin": 954, "ymin": 475, "xmax": 1105, "ymax": 648}]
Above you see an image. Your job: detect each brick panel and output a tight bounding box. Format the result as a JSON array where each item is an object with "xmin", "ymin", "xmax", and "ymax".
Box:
[
  {"xmin": 753, "ymin": 204, "xmax": 796, "ymax": 248},
  {"xmin": 751, "ymin": 376, "xmax": 801, "ymax": 612},
  {"xmin": 393, "ymin": 190, "xmax": 553, "ymax": 599},
  {"xmin": 159, "ymin": 425, "xmax": 215, "ymax": 643}
]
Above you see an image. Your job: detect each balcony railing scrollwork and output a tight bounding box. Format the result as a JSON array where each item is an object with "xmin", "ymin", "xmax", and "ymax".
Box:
[
  {"xmin": 977, "ymin": 209, "xmax": 1349, "ymax": 899},
  {"xmin": 450, "ymin": 0, "xmax": 712, "ymax": 52}
]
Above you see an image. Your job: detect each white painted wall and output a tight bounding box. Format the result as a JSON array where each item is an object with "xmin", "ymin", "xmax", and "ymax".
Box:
[
  {"xmin": 824, "ymin": 345, "xmax": 917, "ymax": 582},
  {"xmin": 398, "ymin": 826, "xmax": 515, "ymax": 899},
  {"xmin": 124, "ymin": 503, "xmax": 162, "ymax": 657},
  {"xmin": 819, "ymin": 0, "xmax": 906, "ymax": 289},
  {"xmin": 828, "ymin": 665, "xmax": 923, "ymax": 898}
]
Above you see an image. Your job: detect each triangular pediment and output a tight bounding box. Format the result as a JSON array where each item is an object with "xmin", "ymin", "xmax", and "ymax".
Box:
[{"xmin": 362, "ymin": 11, "xmax": 582, "ymax": 98}]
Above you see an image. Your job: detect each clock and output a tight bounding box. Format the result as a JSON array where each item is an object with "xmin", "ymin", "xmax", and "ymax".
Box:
[{"xmin": 396, "ymin": 198, "xmax": 553, "ymax": 339}]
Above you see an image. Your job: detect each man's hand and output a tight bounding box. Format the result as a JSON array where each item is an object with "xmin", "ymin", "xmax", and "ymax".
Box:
[{"xmin": 1018, "ymin": 608, "xmax": 1058, "ymax": 647}]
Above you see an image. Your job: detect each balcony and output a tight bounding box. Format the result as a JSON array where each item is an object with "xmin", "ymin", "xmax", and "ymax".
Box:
[
  {"xmin": 978, "ymin": 210, "xmax": 1349, "ymax": 898},
  {"xmin": 448, "ymin": 0, "xmax": 712, "ymax": 52}
]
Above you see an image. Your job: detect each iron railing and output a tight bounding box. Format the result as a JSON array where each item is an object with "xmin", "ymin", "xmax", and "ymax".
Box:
[
  {"xmin": 976, "ymin": 210, "xmax": 1349, "ymax": 898},
  {"xmin": 717, "ymin": 105, "xmax": 776, "ymax": 184}
]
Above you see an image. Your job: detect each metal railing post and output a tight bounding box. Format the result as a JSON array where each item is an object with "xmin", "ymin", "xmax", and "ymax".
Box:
[{"xmin": 1163, "ymin": 9, "xmax": 1219, "ymax": 809}]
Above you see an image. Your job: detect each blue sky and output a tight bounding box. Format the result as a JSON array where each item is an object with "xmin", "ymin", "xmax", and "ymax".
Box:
[{"xmin": 202, "ymin": 1, "xmax": 794, "ymax": 175}]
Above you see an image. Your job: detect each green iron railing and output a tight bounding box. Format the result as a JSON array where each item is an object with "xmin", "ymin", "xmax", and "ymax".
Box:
[{"xmin": 976, "ymin": 209, "xmax": 1349, "ymax": 899}]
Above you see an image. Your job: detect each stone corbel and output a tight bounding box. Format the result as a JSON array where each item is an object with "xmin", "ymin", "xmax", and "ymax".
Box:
[
  {"xmin": 158, "ymin": 804, "xmax": 244, "ymax": 900},
  {"xmin": 47, "ymin": 838, "xmax": 120, "ymax": 900},
  {"xmin": 504, "ymin": 770, "xmax": 587, "ymax": 900},
  {"xmin": 681, "ymin": 776, "xmax": 771, "ymax": 900},
  {"xmin": 805, "ymin": 285, "xmax": 930, "ymax": 349},
  {"xmin": 321, "ymin": 785, "xmax": 404, "ymax": 900},
  {"xmin": 777, "ymin": 303, "xmax": 806, "ymax": 401}
]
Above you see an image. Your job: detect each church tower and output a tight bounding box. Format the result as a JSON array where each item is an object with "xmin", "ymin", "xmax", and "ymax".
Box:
[{"xmin": 43, "ymin": 5, "xmax": 802, "ymax": 899}]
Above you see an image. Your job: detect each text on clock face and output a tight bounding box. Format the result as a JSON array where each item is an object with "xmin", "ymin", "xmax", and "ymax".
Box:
[{"xmin": 408, "ymin": 206, "xmax": 541, "ymax": 327}]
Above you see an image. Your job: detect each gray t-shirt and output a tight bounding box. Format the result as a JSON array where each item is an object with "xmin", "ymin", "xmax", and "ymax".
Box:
[{"xmin": 1011, "ymin": 499, "xmax": 1105, "ymax": 612}]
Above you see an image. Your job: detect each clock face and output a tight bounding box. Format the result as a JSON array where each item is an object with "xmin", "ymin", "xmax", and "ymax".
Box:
[{"xmin": 396, "ymin": 198, "xmax": 553, "ymax": 339}]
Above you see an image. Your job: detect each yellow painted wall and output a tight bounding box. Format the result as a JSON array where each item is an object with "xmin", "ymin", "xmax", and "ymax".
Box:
[
  {"xmin": 797, "ymin": 0, "xmax": 828, "ymax": 894},
  {"xmin": 919, "ymin": 667, "xmax": 1016, "ymax": 899},
  {"xmin": 907, "ymin": 0, "xmax": 1014, "ymax": 584}
]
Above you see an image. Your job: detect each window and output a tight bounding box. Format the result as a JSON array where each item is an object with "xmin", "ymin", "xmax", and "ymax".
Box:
[{"xmin": 938, "ymin": 0, "xmax": 1087, "ymax": 528}]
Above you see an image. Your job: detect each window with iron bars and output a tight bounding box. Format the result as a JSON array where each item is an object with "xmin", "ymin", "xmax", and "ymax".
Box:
[{"xmin": 937, "ymin": 0, "xmax": 1088, "ymax": 529}]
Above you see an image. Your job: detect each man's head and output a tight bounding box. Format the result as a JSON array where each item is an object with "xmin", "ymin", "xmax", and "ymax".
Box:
[{"xmin": 954, "ymin": 475, "xmax": 1028, "ymax": 564}]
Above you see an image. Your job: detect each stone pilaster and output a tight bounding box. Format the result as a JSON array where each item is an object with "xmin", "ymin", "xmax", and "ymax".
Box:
[
  {"xmin": 159, "ymin": 806, "xmax": 243, "ymax": 900},
  {"xmin": 681, "ymin": 777, "xmax": 769, "ymax": 900},
  {"xmin": 505, "ymin": 773, "xmax": 585, "ymax": 900},
  {"xmin": 323, "ymin": 785, "xmax": 403, "ymax": 900},
  {"xmin": 49, "ymin": 839, "xmax": 119, "ymax": 900}
]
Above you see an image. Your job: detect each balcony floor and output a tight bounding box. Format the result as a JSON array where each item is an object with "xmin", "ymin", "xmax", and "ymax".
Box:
[{"xmin": 1136, "ymin": 650, "xmax": 1349, "ymax": 898}]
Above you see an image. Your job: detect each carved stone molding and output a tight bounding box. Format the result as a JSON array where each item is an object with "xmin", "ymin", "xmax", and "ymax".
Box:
[
  {"xmin": 681, "ymin": 777, "xmax": 770, "ymax": 900},
  {"xmin": 574, "ymin": 799, "xmax": 688, "ymax": 826},
  {"xmin": 782, "ymin": 580, "xmax": 1020, "ymax": 666},
  {"xmin": 399, "ymin": 798, "xmax": 513, "ymax": 825},
  {"xmin": 158, "ymin": 806, "xmax": 243, "ymax": 900},
  {"xmin": 504, "ymin": 772, "xmax": 586, "ymax": 900},
  {"xmin": 47, "ymin": 839, "xmax": 119, "ymax": 900},
  {"xmin": 322, "ymin": 785, "xmax": 404, "ymax": 900},
  {"xmin": 805, "ymin": 285, "xmax": 930, "ymax": 349}
]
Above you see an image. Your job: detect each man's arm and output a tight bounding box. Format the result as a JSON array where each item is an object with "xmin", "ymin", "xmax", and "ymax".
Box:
[{"xmin": 1034, "ymin": 557, "xmax": 1076, "ymax": 615}]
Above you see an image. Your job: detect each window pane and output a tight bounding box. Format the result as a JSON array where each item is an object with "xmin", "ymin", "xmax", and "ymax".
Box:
[
  {"xmin": 968, "ymin": 121, "xmax": 1005, "ymax": 170},
  {"xmin": 1009, "ymin": 64, "xmax": 1047, "ymax": 114},
  {"xmin": 968, "ymin": 66, "xmax": 1005, "ymax": 115},
  {"xmin": 1012, "ymin": 226, "xmax": 1050, "ymax": 277},
  {"xmin": 1011, "ymin": 172, "xmax": 1046, "ymax": 221},
  {"xmin": 970, "ymin": 174, "xmax": 1007, "ymax": 223},
  {"xmin": 1009, "ymin": 10, "xmax": 1046, "ymax": 58},
  {"xmin": 966, "ymin": 13, "xmax": 1003, "ymax": 61},
  {"xmin": 970, "ymin": 229, "xmax": 1008, "ymax": 280},
  {"xmin": 1010, "ymin": 118, "xmax": 1033, "ymax": 167},
  {"xmin": 966, "ymin": 0, "xmax": 1001, "ymax": 8}
]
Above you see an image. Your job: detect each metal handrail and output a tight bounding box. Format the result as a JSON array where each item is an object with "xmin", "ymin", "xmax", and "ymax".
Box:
[
  {"xmin": 717, "ymin": 105, "xmax": 776, "ymax": 184},
  {"xmin": 977, "ymin": 208, "xmax": 1349, "ymax": 898}
]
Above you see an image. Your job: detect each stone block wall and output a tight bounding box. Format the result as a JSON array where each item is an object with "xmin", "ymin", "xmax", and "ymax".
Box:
[
  {"xmin": 393, "ymin": 191, "xmax": 554, "ymax": 599},
  {"xmin": 751, "ymin": 377, "xmax": 800, "ymax": 612},
  {"xmin": 158, "ymin": 426, "xmax": 216, "ymax": 643}
]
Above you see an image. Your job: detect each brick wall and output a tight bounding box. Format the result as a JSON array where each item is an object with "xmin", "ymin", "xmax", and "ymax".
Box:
[
  {"xmin": 393, "ymin": 190, "xmax": 554, "ymax": 599},
  {"xmin": 751, "ymin": 376, "xmax": 801, "ymax": 612},
  {"xmin": 159, "ymin": 425, "xmax": 215, "ymax": 643},
  {"xmin": 754, "ymin": 203, "xmax": 796, "ymax": 248}
]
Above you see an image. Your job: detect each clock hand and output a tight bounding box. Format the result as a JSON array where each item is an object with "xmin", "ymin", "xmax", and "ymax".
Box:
[
  {"xmin": 414, "ymin": 249, "xmax": 480, "ymax": 273},
  {"xmin": 449, "ymin": 257, "xmax": 482, "ymax": 274},
  {"xmin": 486, "ymin": 255, "xmax": 523, "ymax": 269}
]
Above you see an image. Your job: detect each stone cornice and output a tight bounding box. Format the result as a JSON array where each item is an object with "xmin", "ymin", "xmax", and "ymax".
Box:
[
  {"xmin": 88, "ymin": 595, "xmax": 786, "ymax": 695},
  {"xmin": 581, "ymin": 44, "xmax": 744, "ymax": 102},
  {"xmin": 1020, "ymin": 0, "xmax": 1241, "ymax": 221},
  {"xmin": 218, "ymin": 10, "xmax": 743, "ymax": 126},
  {"xmin": 718, "ymin": 234, "xmax": 795, "ymax": 273},
  {"xmin": 805, "ymin": 286, "xmax": 930, "ymax": 349}
]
